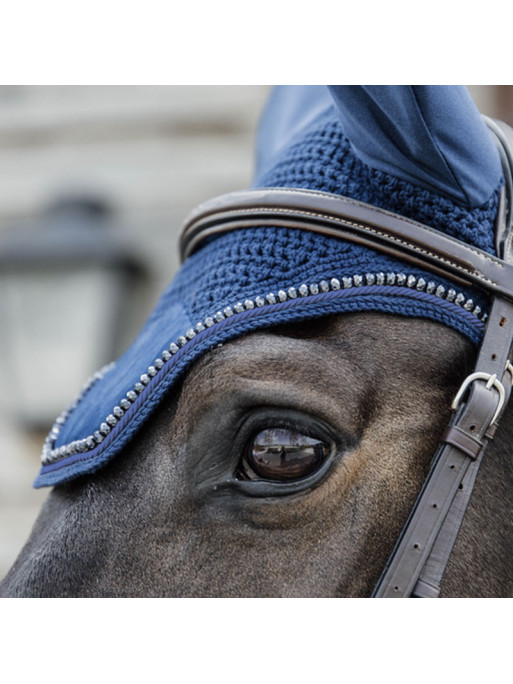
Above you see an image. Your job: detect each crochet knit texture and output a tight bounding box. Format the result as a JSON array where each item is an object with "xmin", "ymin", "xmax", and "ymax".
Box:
[
  {"xmin": 39, "ymin": 106, "xmax": 502, "ymax": 487},
  {"xmin": 168, "ymin": 108, "xmax": 498, "ymax": 330}
]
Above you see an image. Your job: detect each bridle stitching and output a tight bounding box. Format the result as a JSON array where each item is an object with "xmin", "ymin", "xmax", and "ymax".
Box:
[{"xmin": 190, "ymin": 206, "xmax": 500, "ymax": 287}]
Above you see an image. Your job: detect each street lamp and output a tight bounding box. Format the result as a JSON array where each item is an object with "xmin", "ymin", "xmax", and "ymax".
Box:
[{"xmin": 0, "ymin": 197, "xmax": 148, "ymax": 430}]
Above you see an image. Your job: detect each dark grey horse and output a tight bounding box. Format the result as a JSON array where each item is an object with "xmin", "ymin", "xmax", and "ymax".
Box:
[{"xmin": 2, "ymin": 86, "xmax": 513, "ymax": 597}]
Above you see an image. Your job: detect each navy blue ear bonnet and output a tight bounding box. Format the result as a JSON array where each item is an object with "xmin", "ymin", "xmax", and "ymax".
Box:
[{"xmin": 35, "ymin": 86, "xmax": 504, "ymax": 488}]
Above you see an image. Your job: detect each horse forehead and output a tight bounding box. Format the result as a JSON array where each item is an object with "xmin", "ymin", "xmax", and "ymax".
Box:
[
  {"xmin": 197, "ymin": 313, "xmax": 467, "ymax": 365},
  {"xmin": 183, "ymin": 312, "xmax": 470, "ymax": 397}
]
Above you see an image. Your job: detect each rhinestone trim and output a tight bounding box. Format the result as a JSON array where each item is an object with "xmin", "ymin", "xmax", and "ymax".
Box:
[{"xmin": 41, "ymin": 272, "xmax": 487, "ymax": 467}]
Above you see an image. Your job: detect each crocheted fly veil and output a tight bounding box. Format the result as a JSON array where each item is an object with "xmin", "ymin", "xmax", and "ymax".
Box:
[{"xmin": 35, "ymin": 86, "xmax": 504, "ymax": 487}]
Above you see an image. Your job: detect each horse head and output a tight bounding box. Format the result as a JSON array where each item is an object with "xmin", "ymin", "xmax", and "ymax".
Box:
[{"xmin": 2, "ymin": 86, "xmax": 513, "ymax": 597}]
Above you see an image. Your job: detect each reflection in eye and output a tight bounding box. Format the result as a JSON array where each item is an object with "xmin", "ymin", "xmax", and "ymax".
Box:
[{"xmin": 240, "ymin": 427, "xmax": 329, "ymax": 481}]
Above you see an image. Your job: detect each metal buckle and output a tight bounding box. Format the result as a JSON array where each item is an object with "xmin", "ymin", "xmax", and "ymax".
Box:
[
  {"xmin": 451, "ymin": 372, "xmax": 506, "ymax": 427},
  {"xmin": 505, "ymin": 360, "xmax": 513, "ymax": 386}
]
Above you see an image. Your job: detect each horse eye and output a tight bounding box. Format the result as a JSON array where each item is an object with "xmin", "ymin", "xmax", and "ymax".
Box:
[{"xmin": 239, "ymin": 427, "xmax": 329, "ymax": 481}]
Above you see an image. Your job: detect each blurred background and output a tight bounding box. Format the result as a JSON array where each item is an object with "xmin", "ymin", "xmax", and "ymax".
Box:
[{"xmin": 0, "ymin": 85, "xmax": 511, "ymax": 582}]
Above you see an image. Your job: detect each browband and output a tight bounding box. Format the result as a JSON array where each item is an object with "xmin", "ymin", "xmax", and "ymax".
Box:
[
  {"xmin": 180, "ymin": 117, "xmax": 513, "ymax": 598},
  {"xmin": 180, "ymin": 179, "xmax": 513, "ymax": 304}
]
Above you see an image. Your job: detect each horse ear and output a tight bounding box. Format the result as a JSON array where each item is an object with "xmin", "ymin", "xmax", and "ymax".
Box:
[
  {"xmin": 254, "ymin": 86, "xmax": 334, "ymax": 180},
  {"xmin": 327, "ymin": 85, "xmax": 503, "ymax": 208}
]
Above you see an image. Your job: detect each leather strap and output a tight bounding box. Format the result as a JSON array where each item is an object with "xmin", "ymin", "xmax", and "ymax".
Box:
[
  {"xmin": 409, "ymin": 299, "xmax": 513, "ymax": 598},
  {"xmin": 413, "ymin": 454, "xmax": 485, "ymax": 597},
  {"xmin": 486, "ymin": 117, "xmax": 513, "ymax": 258},
  {"xmin": 180, "ymin": 187, "xmax": 513, "ymax": 302},
  {"xmin": 440, "ymin": 425, "xmax": 483, "ymax": 460},
  {"xmin": 372, "ymin": 296, "xmax": 513, "ymax": 597},
  {"xmin": 372, "ymin": 118, "xmax": 513, "ymax": 598}
]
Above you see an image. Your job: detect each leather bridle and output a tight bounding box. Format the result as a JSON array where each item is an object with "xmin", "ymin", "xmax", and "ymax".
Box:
[{"xmin": 180, "ymin": 116, "xmax": 513, "ymax": 598}]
